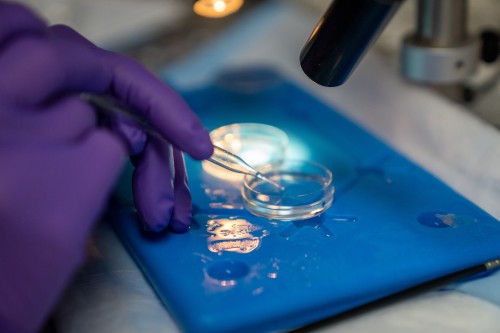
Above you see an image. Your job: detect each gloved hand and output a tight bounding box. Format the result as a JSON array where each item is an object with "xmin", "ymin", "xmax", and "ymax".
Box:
[{"xmin": 0, "ymin": 2, "xmax": 212, "ymax": 333}]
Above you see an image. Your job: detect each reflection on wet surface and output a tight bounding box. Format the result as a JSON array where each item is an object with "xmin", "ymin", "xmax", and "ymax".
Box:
[
  {"xmin": 278, "ymin": 213, "xmax": 358, "ymax": 240},
  {"xmin": 279, "ymin": 216, "xmax": 334, "ymax": 240},
  {"xmin": 334, "ymin": 155, "xmax": 412, "ymax": 199},
  {"xmin": 418, "ymin": 211, "xmax": 479, "ymax": 228},
  {"xmin": 202, "ymin": 183, "xmax": 245, "ymax": 210},
  {"xmin": 201, "ymin": 257, "xmax": 280, "ymax": 293},
  {"xmin": 193, "ymin": 215, "xmax": 280, "ymax": 292},
  {"xmin": 206, "ymin": 217, "xmax": 270, "ymax": 254}
]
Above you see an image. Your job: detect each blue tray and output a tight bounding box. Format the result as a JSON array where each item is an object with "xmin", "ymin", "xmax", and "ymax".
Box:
[{"xmin": 110, "ymin": 69, "xmax": 500, "ymax": 333}]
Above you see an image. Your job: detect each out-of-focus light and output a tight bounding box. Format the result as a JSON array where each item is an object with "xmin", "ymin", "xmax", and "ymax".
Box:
[
  {"xmin": 193, "ymin": 0, "xmax": 244, "ymax": 18},
  {"xmin": 286, "ymin": 136, "xmax": 311, "ymax": 160},
  {"xmin": 213, "ymin": 0, "xmax": 226, "ymax": 12}
]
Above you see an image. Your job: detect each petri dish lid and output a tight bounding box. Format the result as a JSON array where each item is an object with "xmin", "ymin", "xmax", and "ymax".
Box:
[{"xmin": 203, "ymin": 123, "xmax": 288, "ymax": 181}]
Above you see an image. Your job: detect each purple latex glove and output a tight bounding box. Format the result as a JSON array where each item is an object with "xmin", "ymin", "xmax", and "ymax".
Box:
[{"xmin": 0, "ymin": 2, "xmax": 212, "ymax": 333}]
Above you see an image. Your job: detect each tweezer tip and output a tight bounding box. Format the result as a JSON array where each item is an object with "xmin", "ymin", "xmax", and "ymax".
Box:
[{"xmin": 256, "ymin": 173, "xmax": 284, "ymax": 191}]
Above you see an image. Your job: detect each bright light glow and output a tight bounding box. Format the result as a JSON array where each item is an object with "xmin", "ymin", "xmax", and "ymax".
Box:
[
  {"xmin": 203, "ymin": 162, "xmax": 244, "ymax": 182},
  {"xmin": 202, "ymin": 124, "xmax": 288, "ymax": 181},
  {"xmin": 229, "ymin": 138, "xmax": 242, "ymax": 153},
  {"xmin": 240, "ymin": 148, "xmax": 270, "ymax": 166},
  {"xmin": 203, "ymin": 138, "xmax": 244, "ymax": 182},
  {"xmin": 213, "ymin": 0, "xmax": 226, "ymax": 12},
  {"xmin": 286, "ymin": 136, "xmax": 311, "ymax": 160},
  {"xmin": 193, "ymin": 0, "xmax": 244, "ymax": 18},
  {"xmin": 223, "ymin": 133, "xmax": 234, "ymax": 143}
]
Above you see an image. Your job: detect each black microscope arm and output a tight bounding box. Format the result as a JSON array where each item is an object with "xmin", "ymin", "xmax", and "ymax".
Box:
[{"xmin": 300, "ymin": 0, "xmax": 403, "ymax": 87}]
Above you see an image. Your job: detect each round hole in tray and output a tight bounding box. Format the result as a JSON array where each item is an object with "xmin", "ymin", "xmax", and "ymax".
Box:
[{"xmin": 206, "ymin": 260, "xmax": 250, "ymax": 282}]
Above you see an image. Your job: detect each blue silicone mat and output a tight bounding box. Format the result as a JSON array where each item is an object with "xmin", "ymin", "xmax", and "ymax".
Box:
[{"xmin": 110, "ymin": 68, "xmax": 500, "ymax": 333}]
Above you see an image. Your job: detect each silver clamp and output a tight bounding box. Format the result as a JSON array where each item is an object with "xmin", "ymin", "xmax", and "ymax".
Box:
[{"xmin": 401, "ymin": 35, "xmax": 479, "ymax": 84}]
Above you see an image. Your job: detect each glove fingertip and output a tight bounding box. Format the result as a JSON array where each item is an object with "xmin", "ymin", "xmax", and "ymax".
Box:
[
  {"xmin": 169, "ymin": 220, "xmax": 190, "ymax": 234},
  {"xmin": 170, "ymin": 209, "xmax": 192, "ymax": 234},
  {"xmin": 143, "ymin": 220, "xmax": 168, "ymax": 233},
  {"xmin": 137, "ymin": 205, "xmax": 173, "ymax": 232},
  {"xmin": 134, "ymin": 190, "xmax": 175, "ymax": 233},
  {"xmin": 186, "ymin": 129, "xmax": 213, "ymax": 160}
]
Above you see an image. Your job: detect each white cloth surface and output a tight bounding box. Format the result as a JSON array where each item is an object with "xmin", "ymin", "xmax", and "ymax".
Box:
[
  {"xmin": 17, "ymin": 0, "xmax": 190, "ymax": 49},
  {"xmin": 57, "ymin": 1, "xmax": 500, "ymax": 332},
  {"xmin": 55, "ymin": 223, "xmax": 178, "ymax": 333},
  {"xmin": 312, "ymin": 290, "xmax": 500, "ymax": 333}
]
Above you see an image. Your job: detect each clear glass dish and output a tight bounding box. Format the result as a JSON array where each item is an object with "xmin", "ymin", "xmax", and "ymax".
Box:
[
  {"xmin": 202, "ymin": 123, "xmax": 288, "ymax": 181},
  {"xmin": 242, "ymin": 160, "xmax": 334, "ymax": 221}
]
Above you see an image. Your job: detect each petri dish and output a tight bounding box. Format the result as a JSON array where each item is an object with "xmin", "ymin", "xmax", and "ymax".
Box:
[
  {"xmin": 202, "ymin": 123, "xmax": 288, "ymax": 181},
  {"xmin": 242, "ymin": 160, "xmax": 334, "ymax": 221}
]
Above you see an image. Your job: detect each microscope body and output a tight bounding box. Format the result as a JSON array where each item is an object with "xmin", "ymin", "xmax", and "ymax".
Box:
[{"xmin": 301, "ymin": 0, "xmax": 482, "ymax": 95}]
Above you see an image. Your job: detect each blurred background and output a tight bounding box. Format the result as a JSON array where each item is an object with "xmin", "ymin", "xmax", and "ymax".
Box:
[{"xmin": 16, "ymin": 0, "xmax": 500, "ymax": 126}]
